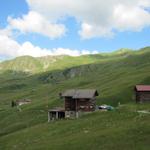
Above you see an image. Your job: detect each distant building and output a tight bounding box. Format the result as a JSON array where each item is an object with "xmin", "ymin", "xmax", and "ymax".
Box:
[
  {"xmin": 16, "ymin": 99, "xmax": 31, "ymax": 106},
  {"xmin": 135, "ymin": 85, "xmax": 150, "ymax": 102},
  {"xmin": 48, "ymin": 89, "xmax": 99, "ymax": 121}
]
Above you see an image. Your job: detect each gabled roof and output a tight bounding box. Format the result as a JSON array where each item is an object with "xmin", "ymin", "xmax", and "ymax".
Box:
[
  {"xmin": 61, "ymin": 89, "xmax": 99, "ymax": 99},
  {"xmin": 135, "ymin": 85, "xmax": 150, "ymax": 92},
  {"xmin": 16, "ymin": 99, "xmax": 31, "ymax": 103}
]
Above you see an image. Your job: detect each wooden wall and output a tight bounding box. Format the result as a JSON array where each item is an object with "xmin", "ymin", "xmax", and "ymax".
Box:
[
  {"xmin": 76, "ymin": 98, "xmax": 96, "ymax": 112},
  {"xmin": 64, "ymin": 97, "xmax": 96, "ymax": 112},
  {"xmin": 65, "ymin": 97, "xmax": 76, "ymax": 111},
  {"xmin": 136, "ymin": 91, "xmax": 150, "ymax": 102}
]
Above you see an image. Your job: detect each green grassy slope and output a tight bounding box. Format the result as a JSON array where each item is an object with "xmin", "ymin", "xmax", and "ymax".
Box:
[
  {"xmin": 0, "ymin": 47, "xmax": 150, "ymax": 150},
  {"xmin": 0, "ymin": 104, "xmax": 150, "ymax": 150},
  {"xmin": 0, "ymin": 48, "xmax": 139, "ymax": 74}
]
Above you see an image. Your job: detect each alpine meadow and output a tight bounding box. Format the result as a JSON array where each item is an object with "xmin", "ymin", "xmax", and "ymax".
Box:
[{"xmin": 0, "ymin": 47, "xmax": 150, "ymax": 150}]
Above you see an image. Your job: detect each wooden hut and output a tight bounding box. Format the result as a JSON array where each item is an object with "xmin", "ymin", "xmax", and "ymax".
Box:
[
  {"xmin": 48, "ymin": 107, "xmax": 65, "ymax": 122},
  {"xmin": 60, "ymin": 89, "xmax": 99, "ymax": 118},
  {"xmin": 135, "ymin": 85, "xmax": 150, "ymax": 102},
  {"xmin": 16, "ymin": 99, "xmax": 31, "ymax": 106}
]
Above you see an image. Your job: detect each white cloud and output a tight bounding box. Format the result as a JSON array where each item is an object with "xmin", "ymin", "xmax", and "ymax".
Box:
[
  {"xmin": 0, "ymin": 27, "xmax": 12, "ymax": 37},
  {"xmin": 1, "ymin": 0, "xmax": 150, "ymax": 58},
  {"xmin": 113, "ymin": 4, "xmax": 150, "ymax": 31},
  {"xmin": 0, "ymin": 35, "xmax": 20, "ymax": 57},
  {"xmin": 8, "ymin": 11, "xmax": 66, "ymax": 39},
  {"xmin": 0, "ymin": 33, "xmax": 95, "ymax": 58},
  {"xmin": 138, "ymin": 0, "xmax": 150, "ymax": 7},
  {"xmin": 26, "ymin": 0, "xmax": 150, "ymax": 39},
  {"xmin": 79, "ymin": 23, "xmax": 113, "ymax": 39}
]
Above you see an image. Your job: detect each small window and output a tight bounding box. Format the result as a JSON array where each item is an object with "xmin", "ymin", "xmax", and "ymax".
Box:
[{"xmin": 80, "ymin": 106, "xmax": 85, "ymax": 109}]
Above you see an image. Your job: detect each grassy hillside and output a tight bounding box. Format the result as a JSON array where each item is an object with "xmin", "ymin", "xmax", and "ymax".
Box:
[
  {"xmin": 0, "ymin": 48, "xmax": 140, "ymax": 74},
  {"xmin": 0, "ymin": 47, "xmax": 150, "ymax": 150},
  {"xmin": 0, "ymin": 104, "xmax": 150, "ymax": 150}
]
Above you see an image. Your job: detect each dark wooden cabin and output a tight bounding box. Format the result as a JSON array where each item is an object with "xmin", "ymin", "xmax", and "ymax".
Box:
[
  {"xmin": 135, "ymin": 85, "xmax": 150, "ymax": 103},
  {"xmin": 60, "ymin": 89, "xmax": 99, "ymax": 118}
]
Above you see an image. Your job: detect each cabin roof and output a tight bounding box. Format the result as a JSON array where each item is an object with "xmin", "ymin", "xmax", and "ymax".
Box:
[
  {"xmin": 16, "ymin": 99, "xmax": 31, "ymax": 103},
  {"xmin": 48, "ymin": 107, "xmax": 65, "ymax": 112},
  {"xmin": 135, "ymin": 85, "xmax": 150, "ymax": 92},
  {"xmin": 61, "ymin": 89, "xmax": 98, "ymax": 99}
]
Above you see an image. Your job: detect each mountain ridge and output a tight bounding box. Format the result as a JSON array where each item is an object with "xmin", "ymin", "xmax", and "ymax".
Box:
[{"xmin": 0, "ymin": 47, "xmax": 149, "ymax": 74}]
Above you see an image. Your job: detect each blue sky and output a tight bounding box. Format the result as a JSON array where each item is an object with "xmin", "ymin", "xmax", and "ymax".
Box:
[{"xmin": 0, "ymin": 0, "xmax": 150, "ymax": 59}]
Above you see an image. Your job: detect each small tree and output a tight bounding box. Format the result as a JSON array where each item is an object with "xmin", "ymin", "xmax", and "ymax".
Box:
[{"xmin": 11, "ymin": 100, "xmax": 16, "ymax": 107}]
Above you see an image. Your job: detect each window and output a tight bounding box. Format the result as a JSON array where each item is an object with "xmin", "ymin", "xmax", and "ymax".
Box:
[{"xmin": 80, "ymin": 106, "xmax": 85, "ymax": 109}]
